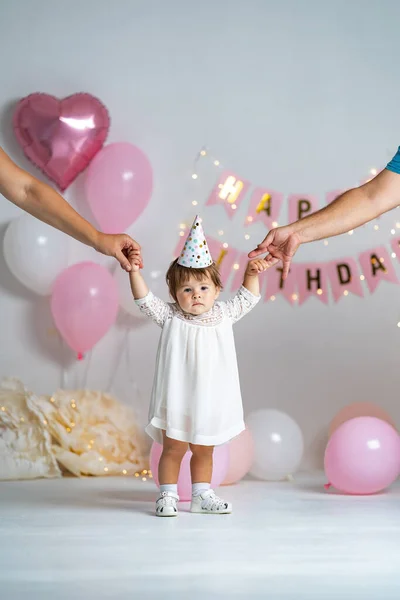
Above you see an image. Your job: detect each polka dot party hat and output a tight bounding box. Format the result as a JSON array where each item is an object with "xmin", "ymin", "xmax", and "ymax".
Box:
[{"xmin": 177, "ymin": 215, "xmax": 213, "ymax": 268}]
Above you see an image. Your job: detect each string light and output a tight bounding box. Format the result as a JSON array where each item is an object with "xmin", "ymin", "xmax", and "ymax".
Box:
[
  {"xmin": 392, "ymin": 252, "xmax": 397, "ymax": 258},
  {"xmin": 192, "ymin": 173, "xmax": 198, "ymax": 180},
  {"xmin": 214, "ymin": 160, "xmax": 220, "ymax": 166},
  {"xmin": 360, "ymin": 275, "xmax": 365, "ymax": 281},
  {"xmin": 104, "ymin": 467, "xmax": 109, "ymax": 473},
  {"xmin": 247, "ymin": 216, "xmax": 253, "ymax": 223},
  {"xmin": 179, "ymin": 231, "xmax": 185, "ymax": 237},
  {"xmin": 192, "ymin": 201, "xmax": 198, "ymax": 206},
  {"xmin": 324, "ymin": 240, "xmax": 329, "ymax": 246},
  {"xmin": 270, "ymin": 296, "xmax": 276, "ymax": 301},
  {"xmin": 1, "ymin": 406, "xmax": 6, "ymax": 412},
  {"xmin": 218, "ymin": 230, "xmax": 224, "ymax": 236},
  {"xmin": 396, "ymin": 223, "xmax": 400, "ymax": 229},
  {"xmin": 317, "ymin": 289, "xmax": 323, "ymax": 295},
  {"xmin": 397, "ymin": 322, "xmax": 400, "ymax": 328},
  {"xmin": 343, "ymin": 290, "xmax": 349, "ymax": 296},
  {"xmin": 20, "ymin": 417, "xmax": 24, "ymax": 422},
  {"xmin": 200, "ymin": 150, "xmax": 207, "ymax": 157},
  {"xmin": 391, "ymin": 229, "xmax": 396, "ymax": 235},
  {"xmin": 370, "ymin": 168, "xmax": 377, "ymax": 176},
  {"xmin": 272, "ymin": 221, "xmax": 278, "ymax": 228},
  {"xmin": 244, "ymin": 234, "xmax": 250, "ymax": 240},
  {"xmin": 122, "ymin": 470, "xmax": 127, "ymax": 475},
  {"xmin": 233, "ymin": 263, "xmax": 240, "ymax": 270},
  {"xmin": 348, "ymin": 230, "xmax": 354, "ymax": 235},
  {"xmin": 374, "ymin": 225, "xmax": 379, "ymax": 231},
  {"xmin": 292, "ymin": 294, "xmax": 298, "ymax": 301},
  {"xmin": 50, "ymin": 397, "xmax": 55, "ymax": 403},
  {"xmin": 223, "ymin": 242, "xmax": 229, "ymax": 249}
]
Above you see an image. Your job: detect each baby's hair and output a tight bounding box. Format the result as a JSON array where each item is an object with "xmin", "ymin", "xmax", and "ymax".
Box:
[{"xmin": 166, "ymin": 259, "xmax": 223, "ymax": 302}]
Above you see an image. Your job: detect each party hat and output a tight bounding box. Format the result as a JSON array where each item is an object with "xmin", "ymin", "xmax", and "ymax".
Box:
[{"xmin": 177, "ymin": 215, "xmax": 213, "ymax": 268}]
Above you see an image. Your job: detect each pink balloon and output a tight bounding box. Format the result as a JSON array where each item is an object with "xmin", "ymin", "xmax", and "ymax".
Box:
[
  {"xmin": 150, "ymin": 442, "xmax": 229, "ymax": 502},
  {"xmin": 51, "ymin": 262, "xmax": 118, "ymax": 357},
  {"xmin": 85, "ymin": 142, "xmax": 152, "ymax": 234},
  {"xmin": 324, "ymin": 417, "xmax": 400, "ymax": 494},
  {"xmin": 13, "ymin": 93, "xmax": 110, "ymax": 191},
  {"xmin": 222, "ymin": 426, "xmax": 255, "ymax": 485},
  {"xmin": 329, "ymin": 402, "xmax": 397, "ymax": 437}
]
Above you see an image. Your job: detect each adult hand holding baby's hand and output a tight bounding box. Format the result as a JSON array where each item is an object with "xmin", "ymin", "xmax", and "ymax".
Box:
[
  {"xmin": 126, "ymin": 247, "xmax": 143, "ymax": 272},
  {"xmin": 245, "ymin": 258, "xmax": 270, "ymax": 276}
]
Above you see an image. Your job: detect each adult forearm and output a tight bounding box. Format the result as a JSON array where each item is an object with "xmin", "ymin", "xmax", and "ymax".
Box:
[
  {"xmin": 292, "ymin": 186, "xmax": 378, "ymax": 243},
  {"xmin": 19, "ymin": 179, "xmax": 100, "ymax": 248},
  {"xmin": 291, "ymin": 170, "xmax": 400, "ymax": 243}
]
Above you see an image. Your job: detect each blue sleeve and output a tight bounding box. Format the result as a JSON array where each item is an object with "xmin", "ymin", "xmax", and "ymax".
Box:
[{"xmin": 386, "ymin": 147, "xmax": 400, "ymax": 175}]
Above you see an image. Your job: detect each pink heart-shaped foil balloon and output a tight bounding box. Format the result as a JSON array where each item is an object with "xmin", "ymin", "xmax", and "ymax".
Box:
[{"xmin": 13, "ymin": 93, "xmax": 110, "ymax": 191}]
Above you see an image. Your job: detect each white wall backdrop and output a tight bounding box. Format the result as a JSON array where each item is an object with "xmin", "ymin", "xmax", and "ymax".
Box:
[{"xmin": 1, "ymin": 0, "xmax": 399, "ymax": 468}]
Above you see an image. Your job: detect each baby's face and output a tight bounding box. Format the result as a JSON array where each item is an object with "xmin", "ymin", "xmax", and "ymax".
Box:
[{"xmin": 175, "ymin": 274, "xmax": 220, "ymax": 316}]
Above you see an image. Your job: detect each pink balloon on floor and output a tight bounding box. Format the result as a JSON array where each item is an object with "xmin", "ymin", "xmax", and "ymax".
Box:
[
  {"xmin": 222, "ymin": 426, "xmax": 254, "ymax": 485},
  {"xmin": 150, "ymin": 442, "xmax": 229, "ymax": 502},
  {"xmin": 85, "ymin": 142, "xmax": 152, "ymax": 233},
  {"xmin": 324, "ymin": 417, "xmax": 400, "ymax": 494},
  {"xmin": 51, "ymin": 262, "xmax": 119, "ymax": 357},
  {"xmin": 329, "ymin": 402, "xmax": 396, "ymax": 437}
]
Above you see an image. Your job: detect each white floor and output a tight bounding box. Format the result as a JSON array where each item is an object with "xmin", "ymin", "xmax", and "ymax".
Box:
[{"xmin": 0, "ymin": 474, "xmax": 399, "ymax": 599}]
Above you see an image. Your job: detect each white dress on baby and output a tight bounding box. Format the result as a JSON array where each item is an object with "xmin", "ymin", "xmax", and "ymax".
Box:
[{"xmin": 135, "ymin": 285, "xmax": 260, "ymax": 446}]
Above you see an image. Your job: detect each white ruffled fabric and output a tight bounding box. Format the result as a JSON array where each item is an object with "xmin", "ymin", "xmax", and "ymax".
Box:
[
  {"xmin": 0, "ymin": 378, "xmax": 61, "ymax": 480},
  {"xmin": 0, "ymin": 379, "xmax": 146, "ymax": 480}
]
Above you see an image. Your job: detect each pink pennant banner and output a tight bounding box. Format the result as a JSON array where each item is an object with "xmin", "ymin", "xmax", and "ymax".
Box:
[
  {"xmin": 244, "ymin": 188, "xmax": 284, "ymax": 229},
  {"xmin": 326, "ymin": 258, "xmax": 364, "ymax": 302},
  {"xmin": 358, "ymin": 246, "xmax": 398, "ymax": 293},
  {"xmin": 206, "ymin": 237, "xmax": 239, "ymax": 285},
  {"xmin": 206, "ymin": 171, "xmax": 250, "ymax": 219},
  {"xmin": 230, "ymin": 251, "xmax": 250, "ymax": 292},
  {"xmin": 288, "ymin": 194, "xmax": 318, "ymax": 223},
  {"xmin": 390, "ymin": 237, "xmax": 400, "ymax": 263},
  {"xmin": 296, "ymin": 262, "xmax": 329, "ymax": 305},
  {"xmin": 264, "ymin": 264, "xmax": 298, "ymax": 306}
]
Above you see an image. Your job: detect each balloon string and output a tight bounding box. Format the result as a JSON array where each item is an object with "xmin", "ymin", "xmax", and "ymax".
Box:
[{"xmin": 324, "ymin": 483, "xmax": 332, "ymax": 491}]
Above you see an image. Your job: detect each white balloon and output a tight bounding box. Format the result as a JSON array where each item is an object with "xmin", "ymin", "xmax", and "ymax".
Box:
[
  {"xmin": 3, "ymin": 214, "xmax": 69, "ymax": 295},
  {"xmin": 114, "ymin": 265, "xmax": 168, "ymax": 318},
  {"xmin": 247, "ymin": 409, "xmax": 304, "ymax": 481}
]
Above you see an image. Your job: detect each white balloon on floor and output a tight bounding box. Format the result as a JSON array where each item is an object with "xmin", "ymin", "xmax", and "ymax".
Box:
[
  {"xmin": 3, "ymin": 214, "xmax": 69, "ymax": 295},
  {"xmin": 247, "ymin": 409, "xmax": 304, "ymax": 481}
]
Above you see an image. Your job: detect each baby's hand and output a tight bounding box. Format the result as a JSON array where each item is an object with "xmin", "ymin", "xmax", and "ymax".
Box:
[
  {"xmin": 127, "ymin": 247, "xmax": 143, "ymax": 272},
  {"xmin": 245, "ymin": 258, "xmax": 270, "ymax": 276}
]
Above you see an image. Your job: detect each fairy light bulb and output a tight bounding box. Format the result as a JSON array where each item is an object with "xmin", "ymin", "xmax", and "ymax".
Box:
[
  {"xmin": 374, "ymin": 225, "xmax": 379, "ymax": 231},
  {"xmin": 324, "ymin": 240, "xmax": 329, "ymax": 246},
  {"xmin": 247, "ymin": 216, "xmax": 253, "ymax": 223},
  {"xmin": 360, "ymin": 275, "xmax": 365, "ymax": 281},
  {"xmin": 223, "ymin": 243, "xmax": 228, "ymax": 249},
  {"xmin": 244, "ymin": 234, "xmax": 250, "ymax": 240},
  {"xmin": 370, "ymin": 168, "xmax": 377, "ymax": 176},
  {"xmin": 348, "ymin": 230, "xmax": 354, "ymax": 235},
  {"xmin": 391, "ymin": 229, "xmax": 396, "ymax": 235},
  {"xmin": 200, "ymin": 150, "xmax": 206, "ymax": 156},
  {"xmin": 343, "ymin": 290, "xmax": 349, "ymax": 296},
  {"xmin": 192, "ymin": 173, "xmax": 198, "ymax": 180},
  {"xmin": 392, "ymin": 252, "xmax": 396, "ymax": 258},
  {"xmin": 218, "ymin": 230, "xmax": 224, "ymax": 236},
  {"xmin": 192, "ymin": 201, "xmax": 198, "ymax": 206},
  {"xmin": 233, "ymin": 263, "xmax": 240, "ymax": 270},
  {"xmin": 272, "ymin": 221, "xmax": 278, "ymax": 228},
  {"xmin": 317, "ymin": 289, "xmax": 323, "ymax": 295},
  {"xmin": 270, "ymin": 295, "xmax": 276, "ymax": 301},
  {"xmin": 214, "ymin": 160, "xmax": 220, "ymax": 166}
]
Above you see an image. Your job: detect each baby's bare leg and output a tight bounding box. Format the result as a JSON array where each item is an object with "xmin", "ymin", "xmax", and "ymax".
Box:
[
  {"xmin": 189, "ymin": 443, "xmax": 214, "ymax": 483},
  {"xmin": 158, "ymin": 431, "xmax": 188, "ymax": 484}
]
